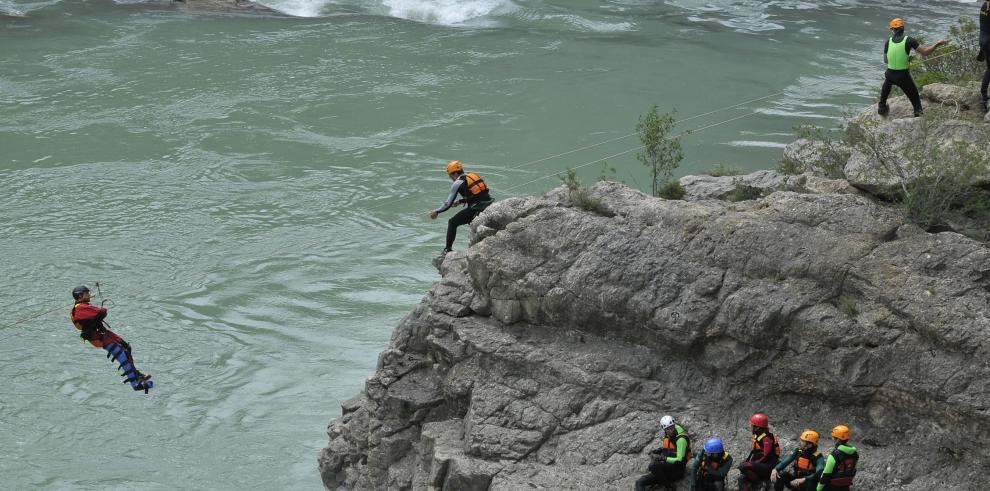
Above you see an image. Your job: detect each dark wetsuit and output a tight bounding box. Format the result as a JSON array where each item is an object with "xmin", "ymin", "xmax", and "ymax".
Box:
[
  {"xmin": 980, "ymin": 1, "xmax": 990, "ymax": 102},
  {"xmin": 636, "ymin": 426, "xmax": 690, "ymax": 491},
  {"xmin": 880, "ymin": 32, "xmax": 923, "ymax": 115},
  {"xmin": 773, "ymin": 447, "xmax": 825, "ymax": 491},
  {"xmin": 434, "ymin": 173, "xmax": 493, "ymax": 252},
  {"xmin": 738, "ymin": 431, "xmax": 779, "ymax": 491}
]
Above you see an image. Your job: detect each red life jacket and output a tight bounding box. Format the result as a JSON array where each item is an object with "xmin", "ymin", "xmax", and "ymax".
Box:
[
  {"xmin": 748, "ymin": 432, "xmax": 781, "ymax": 463},
  {"xmin": 70, "ymin": 302, "xmax": 104, "ymax": 339},
  {"xmin": 825, "ymin": 448, "xmax": 858, "ymax": 487}
]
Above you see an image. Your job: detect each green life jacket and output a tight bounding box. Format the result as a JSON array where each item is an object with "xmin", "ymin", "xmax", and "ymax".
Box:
[{"xmin": 887, "ymin": 36, "xmax": 910, "ymax": 70}]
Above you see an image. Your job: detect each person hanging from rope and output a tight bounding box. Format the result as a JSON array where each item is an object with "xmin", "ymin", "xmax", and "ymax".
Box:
[
  {"xmin": 429, "ymin": 160, "xmax": 494, "ymax": 259},
  {"xmin": 878, "ymin": 18, "xmax": 948, "ymax": 118},
  {"xmin": 70, "ymin": 286, "xmax": 154, "ymax": 393}
]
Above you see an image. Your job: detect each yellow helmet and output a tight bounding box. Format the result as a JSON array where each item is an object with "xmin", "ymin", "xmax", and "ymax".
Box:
[
  {"xmin": 889, "ymin": 18, "xmax": 905, "ymax": 29},
  {"xmin": 831, "ymin": 425, "xmax": 851, "ymax": 441},
  {"xmin": 800, "ymin": 430, "xmax": 820, "ymax": 445},
  {"xmin": 446, "ymin": 160, "xmax": 463, "ymax": 175}
]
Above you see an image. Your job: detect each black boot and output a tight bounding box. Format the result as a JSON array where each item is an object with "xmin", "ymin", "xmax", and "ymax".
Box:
[{"xmin": 877, "ymin": 102, "xmax": 889, "ymax": 117}]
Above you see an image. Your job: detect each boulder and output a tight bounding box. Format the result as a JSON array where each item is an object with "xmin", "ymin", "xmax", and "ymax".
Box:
[
  {"xmin": 680, "ymin": 170, "xmax": 860, "ymax": 201},
  {"xmin": 319, "ymin": 182, "xmax": 990, "ymax": 490}
]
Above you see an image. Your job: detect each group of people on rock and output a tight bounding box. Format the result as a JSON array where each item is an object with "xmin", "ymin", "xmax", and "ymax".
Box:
[{"xmin": 635, "ymin": 414, "xmax": 858, "ymax": 491}]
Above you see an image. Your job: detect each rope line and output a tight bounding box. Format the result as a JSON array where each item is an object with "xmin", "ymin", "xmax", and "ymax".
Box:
[
  {"xmin": 1, "ymin": 46, "xmax": 973, "ymax": 329},
  {"xmin": 0, "ymin": 303, "xmax": 74, "ymax": 331}
]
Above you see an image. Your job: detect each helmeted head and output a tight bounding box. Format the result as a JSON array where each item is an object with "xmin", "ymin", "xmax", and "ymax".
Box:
[
  {"xmin": 831, "ymin": 425, "xmax": 851, "ymax": 442},
  {"xmin": 72, "ymin": 285, "xmax": 90, "ymax": 302},
  {"xmin": 660, "ymin": 415, "xmax": 676, "ymax": 434},
  {"xmin": 446, "ymin": 160, "xmax": 464, "ymax": 177},
  {"xmin": 889, "ymin": 18, "xmax": 905, "ymax": 31},
  {"xmin": 703, "ymin": 438, "xmax": 724, "ymax": 455},
  {"xmin": 749, "ymin": 412, "xmax": 769, "ymax": 432},
  {"xmin": 800, "ymin": 429, "xmax": 820, "ymax": 447}
]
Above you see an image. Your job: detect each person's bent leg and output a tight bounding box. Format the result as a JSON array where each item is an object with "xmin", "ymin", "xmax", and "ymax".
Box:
[
  {"xmin": 982, "ymin": 45, "xmax": 990, "ymax": 111},
  {"xmin": 445, "ymin": 207, "xmax": 478, "ymax": 251},
  {"xmin": 635, "ymin": 472, "xmax": 660, "ymax": 491},
  {"xmin": 897, "ymin": 72, "xmax": 923, "ymax": 115},
  {"xmin": 879, "ymin": 71, "xmax": 895, "ymax": 115}
]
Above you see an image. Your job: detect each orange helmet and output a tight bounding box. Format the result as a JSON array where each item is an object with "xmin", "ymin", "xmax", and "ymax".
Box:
[
  {"xmin": 889, "ymin": 18, "xmax": 905, "ymax": 29},
  {"xmin": 446, "ymin": 160, "xmax": 463, "ymax": 175},
  {"xmin": 831, "ymin": 425, "xmax": 851, "ymax": 441},
  {"xmin": 800, "ymin": 430, "xmax": 820, "ymax": 445}
]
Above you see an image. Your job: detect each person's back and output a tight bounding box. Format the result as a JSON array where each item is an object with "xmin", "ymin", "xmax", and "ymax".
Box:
[{"xmin": 878, "ymin": 18, "xmax": 947, "ymax": 117}]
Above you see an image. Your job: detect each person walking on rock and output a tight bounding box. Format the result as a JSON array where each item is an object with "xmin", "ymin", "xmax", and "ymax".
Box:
[
  {"xmin": 70, "ymin": 286, "xmax": 154, "ymax": 393},
  {"xmin": 816, "ymin": 426, "xmax": 859, "ymax": 491},
  {"xmin": 738, "ymin": 412, "xmax": 780, "ymax": 491},
  {"xmin": 878, "ymin": 18, "xmax": 948, "ymax": 118},
  {"xmin": 979, "ymin": 0, "xmax": 990, "ymax": 112},
  {"xmin": 771, "ymin": 430, "xmax": 825, "ymax": 491},
  {"xmin": 688, "ymin": 437, "xmax": 733, "ymax": 491},
  {"xmin": 636, "ymin": 415, "xmax": 691, "ymax": 491},
  {"xmin": 429, "ymin": 160, "xmax": 493, "ymax": 259}
]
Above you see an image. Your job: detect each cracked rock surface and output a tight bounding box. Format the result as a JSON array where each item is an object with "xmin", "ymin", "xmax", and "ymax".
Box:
[{"xmin": 319, "ymin": 181, "xmax": 990, "ymax": 490}]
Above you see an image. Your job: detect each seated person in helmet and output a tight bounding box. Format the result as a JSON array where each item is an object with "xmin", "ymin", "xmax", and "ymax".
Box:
[
  {"xmin": 636, "ymin": 415, "xmax": 691, "ymax": 491},
  {"xmin": 689, "ymin": 437, "xmax": 733, "ymax": 491}
]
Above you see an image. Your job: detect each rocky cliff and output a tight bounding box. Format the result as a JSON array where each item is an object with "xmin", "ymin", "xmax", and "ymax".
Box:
[{"xmin": 319, "ymin": 95, "xmax": 990, "ymax": 490}]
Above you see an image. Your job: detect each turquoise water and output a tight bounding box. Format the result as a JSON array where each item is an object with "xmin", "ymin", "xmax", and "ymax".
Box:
[{"xmin": 0, "ymin": 0, "xmax": 975, "ymax": 488}]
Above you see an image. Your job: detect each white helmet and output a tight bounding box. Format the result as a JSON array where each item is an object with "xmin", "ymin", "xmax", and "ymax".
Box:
[{"xmin": 660, "ymin": 415, "xmax": 675, "ymax": 429}]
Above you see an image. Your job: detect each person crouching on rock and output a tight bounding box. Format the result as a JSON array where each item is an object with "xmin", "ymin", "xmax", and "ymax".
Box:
[
  {"xmin": 816, "ymin": 426, "xmax": 859, "ymax": 491},
  {"xmin": 771, "ymin": 430, "xmax": 824, "ymax": 491},
  {"xmin": 877, "ymin": 17, "xmax": 947, "ymax": 118},
  {"xmin": 688, "ymin": 437, "xmax": 733, "ymax": 491},
  {"xmin": 636, "ymin": 415, "xmax": 691, "ymax": 491},
  {"xmin": 738, "ymin": 412, "xmax": 780, "ymax": 491},
  {"xmin": 428, "ymin": 160, "xmax": 493, "ymax": 260}
]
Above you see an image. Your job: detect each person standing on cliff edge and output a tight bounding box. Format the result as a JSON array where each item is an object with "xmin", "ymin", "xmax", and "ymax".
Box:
[
  {"xmin": 878, "ymin": 18, "xmax": 948, "ymax": 118},
  {"xmin": 429, "ymin": 160, "xmax": 493, "ymax": 260}
]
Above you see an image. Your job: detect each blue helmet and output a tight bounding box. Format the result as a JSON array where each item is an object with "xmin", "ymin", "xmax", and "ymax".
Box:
[{"xmin": 703, "ymin": 438, "xmax": 724, "ymax": 454}]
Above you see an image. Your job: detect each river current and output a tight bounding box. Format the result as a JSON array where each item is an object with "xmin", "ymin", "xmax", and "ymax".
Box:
[{"xmin": 0, "ymin": 0, "xmax": 976, "ymax": 489}]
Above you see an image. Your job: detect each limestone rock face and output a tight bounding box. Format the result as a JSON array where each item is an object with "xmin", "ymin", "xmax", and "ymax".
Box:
[
  {"xmin": 319, "ymin": 182, "xmax": 990, "ymax": 491},
  {"xmin": 679, "ymin": 170, "xmax": 860, "ymax": 201}
]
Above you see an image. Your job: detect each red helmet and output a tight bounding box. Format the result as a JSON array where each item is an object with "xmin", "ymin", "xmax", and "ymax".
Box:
[{"xmin": 749, "ymin": 413, "xmax": 769, "ymax": 428}]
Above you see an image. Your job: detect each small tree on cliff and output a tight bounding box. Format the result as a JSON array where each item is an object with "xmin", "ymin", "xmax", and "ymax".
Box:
[{"xmin": 636, "ymin": 105, "xmax": 683, "ymax": 197}]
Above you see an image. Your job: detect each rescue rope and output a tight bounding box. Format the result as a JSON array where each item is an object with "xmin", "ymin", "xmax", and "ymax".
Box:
[
  {"xmin": 0, "ymin": 46, "xmax": 974, "ymax": 331},
  {"xmin": 355, "ymin": 46, "xmax": 970, "ymax": 214},
  {"xmin": 0, "ymin": 302, "xmax": 75, "ymax": 331}
]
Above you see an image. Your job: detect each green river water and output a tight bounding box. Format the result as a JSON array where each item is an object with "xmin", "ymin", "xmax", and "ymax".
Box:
[{"xmin": 0, "ymin": 0, "xmax": 976, "ymax": 488}]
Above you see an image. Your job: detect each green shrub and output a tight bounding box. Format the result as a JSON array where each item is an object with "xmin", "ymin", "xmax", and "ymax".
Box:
[
  {"xmin": 559, "ymin": 168, "xmax": 610, "ymax": 214},
  {"xmin": 839, "ymin": 297, "xmax": 859, "ymax": 318},
  {"xmin": 637, "ymin": 105, "xmax": 683, "ymax": 197},
  {"xmin": 706, "ymin": 163, "xmax": 742, "ymax": 177},
  {"xmin": 913, "ymin": 17, "xmax": 983, "ymax": 88},
  {"xmin": 725, "ymin": 179, "xmax": 762, "ymax": 202},
  {"xmin": 847, "ymin": 117, "xmax": 990, "ymax": 230},
  {"xmin": 777, "ymin": 156, "xmax": 805, "ymax": 176},
  {"xmin": 657, "ymin": 180, "xmax": 685, "ymax": 200}
]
